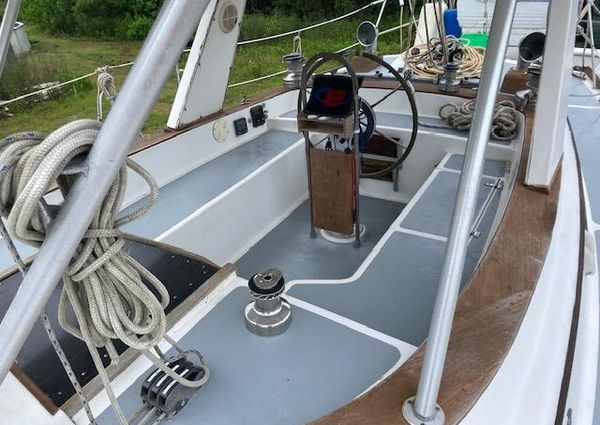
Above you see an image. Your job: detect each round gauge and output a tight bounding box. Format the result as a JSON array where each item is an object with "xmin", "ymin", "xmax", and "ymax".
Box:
[{"xmin": 212, "ymin": 119, "xmax": 229, "ymax": 143}]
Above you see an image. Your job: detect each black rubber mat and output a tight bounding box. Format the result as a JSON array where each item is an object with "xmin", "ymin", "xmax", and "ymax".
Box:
[{"xmin": 0, "ymin": 238, "xmax": 219, "ymax": 407}]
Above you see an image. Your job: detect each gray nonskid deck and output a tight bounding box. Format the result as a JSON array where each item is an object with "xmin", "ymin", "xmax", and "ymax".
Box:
[
  {"xmin": 569, "ymin": 77, "xmax": 600, "ymax": 108},
  {"xmin": 236, "ymin": 196, "xmax": 405, "ymax": 281},
  {"xmin": 96, "ymin": 287, "xmax": 400, "ymax": 425},
  {"xmin": 121, "ymin": 130, "xmax": 302, "ymax": 239},
  {"xmin": 288, "ymin": 164, "xmax": 503, "ymax": 345},
  {"xmin": 401, "ymin": 171, "xmax": 498, "ymax": 239},
  {"xmin": 95, "ymin": 151, "xmax": 503, "ymax": 424},
  {"xmin": 568, "ymin": 107, "xmax": 600, "ymax": 224},
  {"xmin": 443, "ymin": 153, "xmax": 507, "ymax": 178},
  {"xmin": 0, "ymin": 131, "xmax": 302, "ymax": 272}
]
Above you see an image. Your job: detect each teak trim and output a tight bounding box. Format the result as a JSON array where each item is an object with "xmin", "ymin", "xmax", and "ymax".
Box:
[
  {"xmin": 10, "ymin": 363, "xmax": 60, "ymax": 415},
  {"xmin": 312, "ymin": 108, "xmax": 563, "ymax": 424},
  {"xmin": 128, "ymin": 86, "xmax": 291, "ymax": 156}
]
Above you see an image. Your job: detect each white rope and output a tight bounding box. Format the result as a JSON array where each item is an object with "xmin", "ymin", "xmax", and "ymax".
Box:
[
  {"xmin": 0, "ymin": 62, "xmax": 135, "ymax": 108},
  {"xmin": 107, "ymin": 61, "xmax": 135, "ymax": 70},
  {"xmin": 0, "ymin": 71, "xmax": 98, "ymax": 108},
  {"xmin": 96, "ymin": 69, "xmax": 117, "ymax": 121},
  {"xmin": 227, "ymin": 70, "xmax": 287, "ymax": 88},
  {"xmin": 405, "ymin": 36, "xmax": 485, "ymax": 80},
  {"xmin": 0, "ymin": 122, "xmax": 210, "ymax": 424},
  {"xmin": 1, "ymin": 67, "xmax": 209, "ymax": 423},
  {"xmin": 420, "ymin": 99, "xmax": 520, "ymax": 141}
]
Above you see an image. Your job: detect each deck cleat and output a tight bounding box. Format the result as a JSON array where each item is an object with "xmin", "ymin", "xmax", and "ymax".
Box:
[{"xmin": 244, "ymin": 268, "xmax": 292, "ymax": 337}]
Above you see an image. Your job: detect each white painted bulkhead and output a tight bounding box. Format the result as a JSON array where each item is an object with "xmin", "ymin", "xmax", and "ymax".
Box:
[{"xmin": 168, "ymin": 0, "xmax": 248, "ymax": 129}]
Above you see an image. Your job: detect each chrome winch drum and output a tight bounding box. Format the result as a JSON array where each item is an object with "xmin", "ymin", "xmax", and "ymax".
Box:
[{"xmin": 244, "ymin": 269, "xmax": 292, "ymax": 337}]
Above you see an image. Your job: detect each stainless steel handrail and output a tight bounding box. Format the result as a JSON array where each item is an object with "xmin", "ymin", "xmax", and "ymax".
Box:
[
  {"xmin": 0, "ymin": 0, "xmax": 211, "ymax": 385},
  {"xmin": 0, "ymin": 0, "xmax": 22, "ymax": 78},
  {"xmin": 402, "ymin": 0, "xmax": 518, "ymax": 423}
]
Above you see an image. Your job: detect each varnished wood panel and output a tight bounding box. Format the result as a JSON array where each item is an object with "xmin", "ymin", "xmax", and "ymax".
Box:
[
  {"xmin": 310, "ymin": 148, "xmax": 355, "ymax": 235},
  {"xmin": 361, "ymin": 159, "xmax": 393, "ymax": 182},
  {"xmin": 351, "ymin": 55, "xmax": 382, "ymax": 73},
  {"xmin": 313, "ymin": 108, "xmax": 564, "ymax": 424},
  {"xmin": 362, "ymin": 79, "xmax": 479, "ymax": 99},
  {"xmin": 500, "ymin": 69, "xmax": 530, "ymax": 95},
  {"xmin": 10, "ymin": 364, "xmax": 59, "ymax": 415}
]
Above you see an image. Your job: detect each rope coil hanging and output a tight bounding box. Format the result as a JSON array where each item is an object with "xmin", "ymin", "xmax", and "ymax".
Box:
[
  {"xmin": 0, "ymin": 73, "xmax": 209, "ymax": 424},
  {"xmin": 96, "ymin": 69, "xmax": 117, "ymax": 121}
]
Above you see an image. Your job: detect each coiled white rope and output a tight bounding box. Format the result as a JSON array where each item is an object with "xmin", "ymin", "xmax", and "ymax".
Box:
[
  {"xmin": 405, "ymin": 36, "xmax": 485, "ymax": 80},
  {"xmin": 420, "ymin": 99, "xmax": 520, "ymax": 142},
  {"xmin": 1, "ymin": 122, "xmax": 208, "ymax": 423}
]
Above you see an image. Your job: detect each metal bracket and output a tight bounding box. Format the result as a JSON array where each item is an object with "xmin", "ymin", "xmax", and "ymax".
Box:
[{"xmin": 402, "ymin": 397, "xmax": 445, "ymax": 425}]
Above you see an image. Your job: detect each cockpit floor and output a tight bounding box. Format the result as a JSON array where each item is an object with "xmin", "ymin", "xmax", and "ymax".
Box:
[
  {"xmin": 235, "ymin": 196, "xmax": 405, "ymax": 281},
  {"xmin": 96, "ymin": 287, "xmax": 400, "ymax": 425}
]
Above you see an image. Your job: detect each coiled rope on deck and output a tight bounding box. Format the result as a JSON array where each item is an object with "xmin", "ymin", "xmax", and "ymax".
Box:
[
  {"xmin": 420, "ymin": 99, "xmax": 520, "ymax": 142},
  {"xmin": 0, "ymin": 119, "xmax": 208, "ymax": 424},
  {"xmin": 405, "ymin": 36, "xmax": 485, "ymax": 80}
]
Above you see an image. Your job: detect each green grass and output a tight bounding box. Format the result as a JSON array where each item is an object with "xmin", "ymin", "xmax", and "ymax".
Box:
[{"xmin": 0, "ymin": 13, "xmax": 412, "ymax": 140}]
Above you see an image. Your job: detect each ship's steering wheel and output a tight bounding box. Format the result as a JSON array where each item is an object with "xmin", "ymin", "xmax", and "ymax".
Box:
[{"xmin": 298, "ymin": 51, "xmax": 419, "ymax": 179}]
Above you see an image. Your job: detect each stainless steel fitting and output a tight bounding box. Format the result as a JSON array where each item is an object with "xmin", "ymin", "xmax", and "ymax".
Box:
[
  {"xmin": 440, "ymin": 62, "xmax": 460, "ymax": 93},
  {"xmin": 244, "ymin": 269, "xmax": 292, "ymax": 337}
]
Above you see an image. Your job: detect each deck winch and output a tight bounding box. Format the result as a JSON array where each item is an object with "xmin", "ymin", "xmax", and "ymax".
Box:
[{"xmin": 245, "ymin": 269, "xmax": 292, "ymax": 337}]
